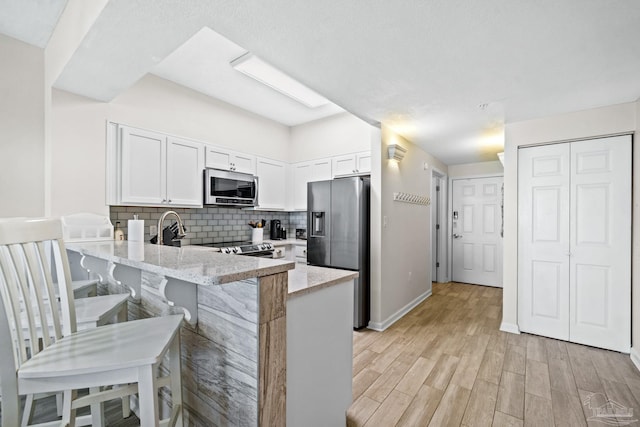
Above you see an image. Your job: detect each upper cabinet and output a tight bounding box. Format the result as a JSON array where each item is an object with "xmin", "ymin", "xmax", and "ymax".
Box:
[
  {"xmin": 111, "ymin": 125, "xmax": 204, "ymax": 208},
  {"xmin": 256, "ymin": 157, "xmax": 287, "ymax": 210},
  {"xmin": 332, "ymin": 151, "xmax": 371, "ymax": 177},
  {"xmin": 205, "ymin": 146, "xmax": 256, "ymax": 175},
  {"xmin": 291, "ymin": 158, "xmax": 332, "ymax": 210}
]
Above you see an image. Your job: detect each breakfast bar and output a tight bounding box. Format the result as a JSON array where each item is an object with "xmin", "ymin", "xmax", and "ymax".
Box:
[{"xmin": 65, "ymin": 241, "xmax": 357, "ymax": 426}]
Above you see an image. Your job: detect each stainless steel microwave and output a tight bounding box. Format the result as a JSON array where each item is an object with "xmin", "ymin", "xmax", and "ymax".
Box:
[{"xmin": 204, "ymin": 168, "xmax": 258, "ymax": 207}]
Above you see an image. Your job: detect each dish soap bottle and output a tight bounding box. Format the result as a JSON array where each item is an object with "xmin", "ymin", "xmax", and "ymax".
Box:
[{"xmin": 114, "ymin": 221, "xmax": 125, "ymax": 241}]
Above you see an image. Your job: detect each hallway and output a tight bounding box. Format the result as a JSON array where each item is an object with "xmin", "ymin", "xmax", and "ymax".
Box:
[{"xmin": 348, "ymin": 282, "xmax": 640, "ymax": 426}]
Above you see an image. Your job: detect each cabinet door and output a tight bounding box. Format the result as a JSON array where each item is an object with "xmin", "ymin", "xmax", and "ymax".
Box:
[
  {"xmin": 332, "ymin": 155, "xmax": 356, "ymax": 177},
  {"xmin": 205, "ymin": 146, "xmax": 232, "ymax": 170},
  {"xmin": 166, "ymin": 137, "xmax": 204, "ymax": 207},
  {"xmin": 232, "ymin": 152, "xmax": 256, "ymax": 175},
  {"xmin": 256, "ymin": 157, "xmax": 286, "ymax": 209},
  {"xmin": 356, "ymin": 152, "xmax": 371, "ymax": 173},
  {"xmin": 311, "ymin": 158, "xmax": 332, "ymax": 181},
  {"xmin": 120, "ymin": 126, "xmax": 166, "ymax": 204},
  {"xmin": 292, "ymin": 162, "xmax": 312, "ymax": 210}
]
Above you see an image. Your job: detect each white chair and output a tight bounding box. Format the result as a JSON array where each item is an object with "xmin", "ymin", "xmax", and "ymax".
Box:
[{"xmin": 0, "ymin": 218, "xmax": 183, "ymax": 427}]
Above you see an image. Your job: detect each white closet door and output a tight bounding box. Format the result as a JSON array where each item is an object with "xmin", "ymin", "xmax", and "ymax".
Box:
[
  {"xmin": 518, "ymin": 143, "xmax": 571, "ymax": 340},
  {"xmin": 518, "ymin": 135, "xmax": 631, "ymax": 352},
  {"xmin": 569, "ymin": 135, "xmax": 631, "ymax": 352}
]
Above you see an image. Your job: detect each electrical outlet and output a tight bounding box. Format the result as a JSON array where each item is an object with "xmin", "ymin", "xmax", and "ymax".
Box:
[{"xmin": 149, "ymin": 225, "xmax": 157, "ymax": 236}]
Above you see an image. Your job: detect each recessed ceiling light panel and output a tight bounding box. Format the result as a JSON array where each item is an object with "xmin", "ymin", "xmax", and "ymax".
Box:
[{"xmin": 231, "ymin": 53, "xmax": 330, "ymax": 108}]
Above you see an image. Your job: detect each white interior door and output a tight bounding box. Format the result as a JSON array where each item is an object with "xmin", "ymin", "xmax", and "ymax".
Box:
[
  {"xmin": 568, "ymin": 136, "xmax": 631, "ymax": 352},
  {"xmin": 518, "ymin": 143, "xmax": 571, "ymax": 340},
  {"xmin": 451, "ymin": 177, "xmax": 503, "ymax": 287},
  {"xmin": 518, "ymin": 135, "xmax": 631, "ymax": 352}
]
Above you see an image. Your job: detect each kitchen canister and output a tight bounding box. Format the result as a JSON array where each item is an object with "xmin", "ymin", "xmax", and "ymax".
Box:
[
  {"xmin": 128, "ymin": 215, "xmax": 145, "ymax": 242},
  {"xmin": 252, "ymin": 228, "xmax": 263, "ymax": 243}
]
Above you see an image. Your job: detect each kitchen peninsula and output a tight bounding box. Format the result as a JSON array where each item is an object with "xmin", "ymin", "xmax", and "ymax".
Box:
[{"xmin": 65, "ymin": 241, "xmax": 357, "ymax": 426}]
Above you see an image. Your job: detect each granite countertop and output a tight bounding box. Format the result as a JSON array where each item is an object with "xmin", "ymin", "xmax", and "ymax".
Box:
[
  {"xmin": 66, "ymin": 241, "xmax": 295, "ymax": 285},
  {"xmin": 287, "ymin": 263, "xmax": 358, "ymax": 298}
]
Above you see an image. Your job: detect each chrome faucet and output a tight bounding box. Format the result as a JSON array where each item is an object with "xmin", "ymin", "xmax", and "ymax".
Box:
[{"xmin": 157, "ymin": 210, "xmax": 187, "ymax": 245}]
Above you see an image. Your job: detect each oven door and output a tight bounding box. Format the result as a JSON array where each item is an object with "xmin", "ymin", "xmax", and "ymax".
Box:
[
  {"xmin": 204, "ymin": 168, "xmax": 258, "ymax": 206},
  {"xmin": 240, "ymin": 250, "xmax": 276, "ymax": 258}
]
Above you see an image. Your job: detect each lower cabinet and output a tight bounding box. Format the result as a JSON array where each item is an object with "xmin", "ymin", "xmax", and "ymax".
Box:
[{"xmin": 294, "ymin": 244, "xmax": 307, "ymax": 263}]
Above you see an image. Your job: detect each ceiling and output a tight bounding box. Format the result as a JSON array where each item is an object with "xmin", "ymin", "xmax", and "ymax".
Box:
[{"xmin": 2, "ymin": 1, "xmax": 640, "ymax": 165}]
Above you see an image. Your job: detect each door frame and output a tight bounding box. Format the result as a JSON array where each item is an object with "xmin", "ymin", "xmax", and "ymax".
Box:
[
  {"xmin": 431, "ymin": 167, "xmax": 448, "ymax": 283},
  {"xmin": 447, "ymin": 173, "xmax": 504, "ymax": 285}
]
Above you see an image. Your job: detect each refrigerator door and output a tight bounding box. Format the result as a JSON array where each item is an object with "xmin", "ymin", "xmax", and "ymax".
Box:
[
  {"xmin": 330, "ymin": 178, "xmax": 362, "ymax": 270},
  {"xmin": 307, "ymin": 180, "xmax": 332, "ymax": 266}
]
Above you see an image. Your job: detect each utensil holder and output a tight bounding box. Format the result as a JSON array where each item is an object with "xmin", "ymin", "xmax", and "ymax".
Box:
[{"xmin": 252, "ymin": 228, "xmax": 263, "ymax": 243}]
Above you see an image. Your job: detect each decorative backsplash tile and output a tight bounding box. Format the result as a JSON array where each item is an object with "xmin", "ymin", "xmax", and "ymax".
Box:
[{"xmin": 110, "ymin": 206, "xmax": 307, "ymax": 245}]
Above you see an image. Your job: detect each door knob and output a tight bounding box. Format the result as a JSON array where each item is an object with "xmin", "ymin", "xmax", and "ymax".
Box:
[{"xmin": 453, "ymin": 234, "xmax": 463, "ymax": 239}]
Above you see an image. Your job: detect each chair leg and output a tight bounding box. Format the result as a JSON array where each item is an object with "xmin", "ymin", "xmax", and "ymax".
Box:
[
  {"xmin": 119, "ymin": 385, "xmax": 131, "ymax": 418},
  {"xmin": 169, "ymin": 335, "xmax": 183, "ymax": 427},
  {"xmin": 89, "ymin": 387, "xmax": 105, "ymax": 427},
  {"xmin": 61, "ymin": 390, "xmax": 78, "ymax": 427},
  {"xmin": 138, "ymin": 365, "xmax": 159, "ymax": 427},
  {"xmin": 21, "ymin": 394, "xmax": 35, "ymax": 427},
  {"xmin": 56, "ymin": 392, "xmax": 63, "ymax": 416}
]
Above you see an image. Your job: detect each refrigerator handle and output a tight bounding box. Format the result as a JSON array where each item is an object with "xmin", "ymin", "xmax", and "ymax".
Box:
[{"xmin": 311, "ymin": 212, "xmax": 325, "ymax": 236}]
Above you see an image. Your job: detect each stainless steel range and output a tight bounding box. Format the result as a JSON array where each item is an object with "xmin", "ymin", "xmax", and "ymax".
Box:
[{"xmin": 196, "ymin": 241, "xmax": 276, "ymax": 257}]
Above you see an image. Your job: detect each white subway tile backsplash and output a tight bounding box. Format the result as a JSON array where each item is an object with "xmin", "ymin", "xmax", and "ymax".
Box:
[{"xmin": 109, "ymin": 206, "xmax": 307, "ymax": 245}]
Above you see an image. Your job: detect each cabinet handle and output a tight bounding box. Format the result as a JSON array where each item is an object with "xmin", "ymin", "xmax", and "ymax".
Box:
[
  {"xmin": 161, "ymin": 199, "xmax": 167, "ymax": 203},
  {"xmin": 168, "ymin": 199, "xmax": 172, "ymax": 203}
]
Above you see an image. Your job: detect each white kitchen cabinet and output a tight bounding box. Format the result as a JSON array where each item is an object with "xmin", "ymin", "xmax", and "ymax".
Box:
[
  {"xmin": 291, "ymin": 158, "xmax": 332, "ymax": 210},
  {"xmin": 117, "ymin": 125, "xmax": 204, "ymax": 207},
  {"xmin": 332, "ymin": 151, "xmax": 371, "ymax": 177},
  {"xmin": 166, "ymin": 137, "xmax": 205, "ymax": 206},
  {"xmin": 256, "ymin": 157, "xmax": 287, "ymax": 209},
  {"xmin": 205, "ymin": 146, "xmax": 255, "ymax": 175},
  {"xmin": 294, "ymin": 244, "xmax": 307, "ymax": 263}
]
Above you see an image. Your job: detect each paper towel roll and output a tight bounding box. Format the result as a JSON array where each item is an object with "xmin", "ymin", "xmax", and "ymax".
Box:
[
  {"xmin": 128, "ymin": 219, "xmax": 145, "ymax": 242},
  {"xmin": 128, "ymin": 241, "xmax": 145, "ymax": 261}
]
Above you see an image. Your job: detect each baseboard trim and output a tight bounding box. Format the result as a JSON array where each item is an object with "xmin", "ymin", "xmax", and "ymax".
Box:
[
  {"xmin": 368, "ymin": 289, "xmax": 432, "ymax": 331},
  {"xmin": 631, "ymin": 348, "xmax": 640, "ymax": 372},
  {"xmin": 499, "ymin": 322, "xmax": 521, "ymax": 335}
]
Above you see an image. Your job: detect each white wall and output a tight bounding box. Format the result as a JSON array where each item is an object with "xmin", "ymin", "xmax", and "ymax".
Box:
[
  {"xmin": 502, "ymin": 102, "xmax": 637, "ymax": 335},
  {"xmin": 44, "ymin": 0, "xmax": 109, "ymax": 215},
  {"xmin": 448, "ymin": 160, "xmax": 503, "ymax": 177},
  {"xmin": 50, "ymin": 74, "xmax": 291, "ymax": 216},
  {"xmin": 368, "ymin": 125, "xmax": 448, "ymax": 330},
  {"xmin": 289, "ymin": 113, "xmax": 373, "ymax": 162},
  {"xmin": 0, "ymin": 34, "xmax": 45, "ymax": 217}
]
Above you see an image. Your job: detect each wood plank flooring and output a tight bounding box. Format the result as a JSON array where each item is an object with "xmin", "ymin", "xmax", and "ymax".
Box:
[
  {"xmin": 348, "ymin": 282, "xmax": 640, "ymax": 427},
  {"xmin": 5, "ymin": 281, "xmax": 639, "ymax": 426}
]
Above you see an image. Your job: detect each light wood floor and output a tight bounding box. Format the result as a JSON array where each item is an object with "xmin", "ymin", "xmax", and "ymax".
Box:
[{"xmin": 348, "ymin": 282, "xmax": 640, "ymax": 427}]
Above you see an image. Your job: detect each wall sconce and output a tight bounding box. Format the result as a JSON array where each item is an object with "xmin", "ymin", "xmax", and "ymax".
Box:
[
  {"xmin": 387, "ymin": 144, "xmax": 407, "ymax": 162},
  {"xmin": 497, "ymin": 152, "xmax": 504, "ymax": 166}
]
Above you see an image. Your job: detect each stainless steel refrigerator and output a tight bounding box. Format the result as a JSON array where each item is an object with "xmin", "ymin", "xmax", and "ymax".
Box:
[{"xmin": 307, "ymin": 176, "xmax": 370, "ymax": 328}]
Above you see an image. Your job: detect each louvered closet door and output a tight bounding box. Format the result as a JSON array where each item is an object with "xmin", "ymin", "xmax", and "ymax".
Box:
[
  {"xmin": 518, "ymin": 135, "xmax": 631, "ymax": 352},
  {"xmin": 518, "ymin": 143, "xmax": 571, "ymax": 340}
]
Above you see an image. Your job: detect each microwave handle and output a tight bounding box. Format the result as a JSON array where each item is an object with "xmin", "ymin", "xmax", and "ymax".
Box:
[{"xmin": 254, "ymin": 176, "xmax": 260, "ymax": 207}]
